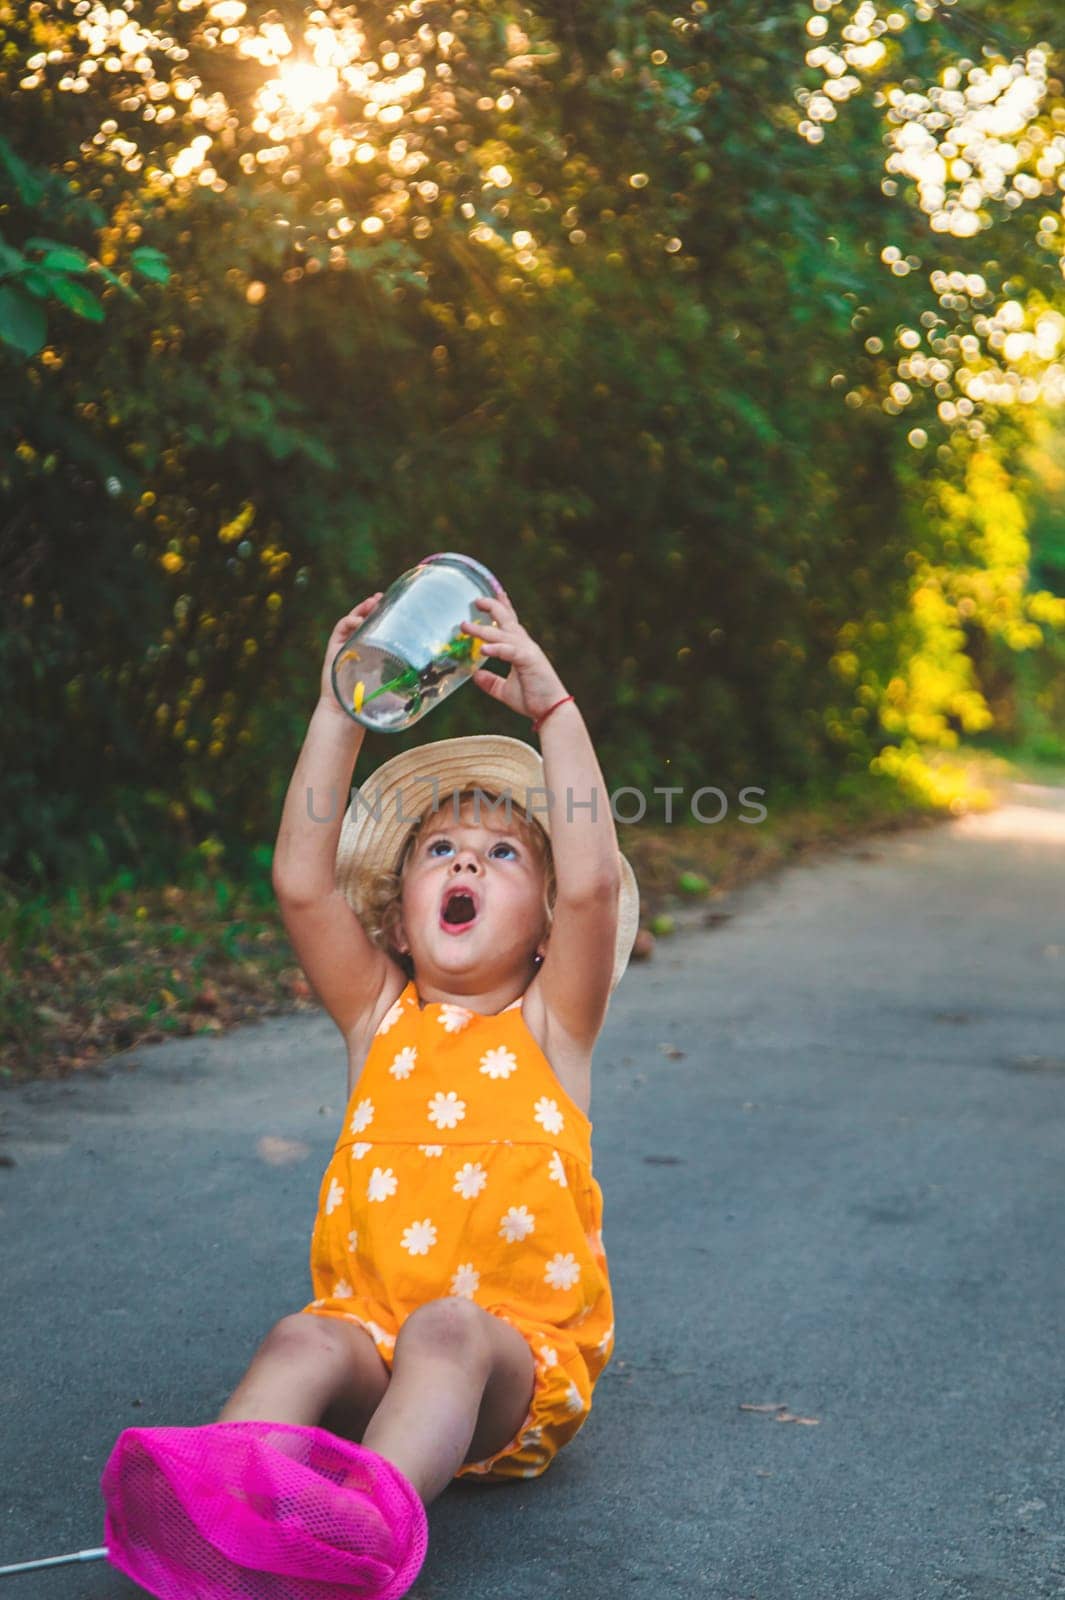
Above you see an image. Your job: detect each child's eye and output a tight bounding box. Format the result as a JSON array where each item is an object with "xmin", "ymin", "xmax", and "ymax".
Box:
[{"xmin": 427, "ymin": 838, "xmax": 517, "ymax": 859}]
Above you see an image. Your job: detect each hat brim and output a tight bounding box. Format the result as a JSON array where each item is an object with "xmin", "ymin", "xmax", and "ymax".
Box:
[{"xmin": 335, "ymin": 735, "xmax": 639, "ymax": 992}]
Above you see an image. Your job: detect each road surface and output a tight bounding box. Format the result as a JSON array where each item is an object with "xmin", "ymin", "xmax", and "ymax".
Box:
[{"xmin": 2, "ymin": 783, "xmax": 1064, "ymax": 1598}]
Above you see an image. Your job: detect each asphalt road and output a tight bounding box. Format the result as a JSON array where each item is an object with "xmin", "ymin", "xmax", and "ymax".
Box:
[{"xmin": 2, "ymin": 783, "xmax": 1064, "ymax": 1600}]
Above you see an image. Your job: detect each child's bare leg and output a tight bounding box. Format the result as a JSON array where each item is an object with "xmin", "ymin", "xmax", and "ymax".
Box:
[
  {"xmin": 215, "ymin": 1313, "xmax": 390, "ymax": 1440},
  {"xmin": 361, "ymin": 1299, "xmax": 535, "ymax": 1506}
]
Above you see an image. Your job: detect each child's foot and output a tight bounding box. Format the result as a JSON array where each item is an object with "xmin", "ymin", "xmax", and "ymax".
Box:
[
  {"xmin": 103, "ymin": 1422, "xmax": 428, "ymax": 1600},
  {"xmin": 275, "ymin": 1475, "xmax": 395, "ymax": 1563}
]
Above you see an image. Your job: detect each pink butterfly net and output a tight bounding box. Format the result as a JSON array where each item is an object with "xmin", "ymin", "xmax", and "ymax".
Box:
[{"xmin": 99, "ymin": 1420, "xmax": 429, "ymax": 1599}]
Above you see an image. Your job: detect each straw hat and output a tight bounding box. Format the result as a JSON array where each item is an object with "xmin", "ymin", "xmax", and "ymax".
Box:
[{"xmin": 335, "ymin": 734, "xmax": 640, "ymax": 991}]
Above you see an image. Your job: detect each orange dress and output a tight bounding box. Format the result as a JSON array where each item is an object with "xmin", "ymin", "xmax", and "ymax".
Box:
[{"xmin": 300, "ymin": 977, "xmax": 615, "ymax": 1482}]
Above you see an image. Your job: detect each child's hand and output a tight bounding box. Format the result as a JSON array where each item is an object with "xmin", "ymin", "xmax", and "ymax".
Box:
[
  {"xmin": 319, "ymin": 593, "xmax": 384, "ymax": 708},
  {"xmin": 460, "ymin": 593, "xmax": 569, "ymax": 722}
]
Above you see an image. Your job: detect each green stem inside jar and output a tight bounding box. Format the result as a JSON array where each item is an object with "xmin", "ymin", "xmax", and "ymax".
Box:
[{"xmin": 357, "ymin": 631, "xmax": 477, "ymax": 707}]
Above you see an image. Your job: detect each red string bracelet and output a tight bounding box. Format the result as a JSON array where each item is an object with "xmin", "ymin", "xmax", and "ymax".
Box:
[{"xmin": 530, "ymin": 694, "xmax": 575, "ymax": 734}]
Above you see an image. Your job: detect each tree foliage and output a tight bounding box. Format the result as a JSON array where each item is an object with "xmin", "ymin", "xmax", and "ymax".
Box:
[{"xmin": 2, "ymin": 0, "xmax": 1064, "ymax": 888}]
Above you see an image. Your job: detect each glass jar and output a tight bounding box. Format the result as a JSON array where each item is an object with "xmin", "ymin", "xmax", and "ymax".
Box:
[{"xmin": 331, "ymin": 552, "xmax": 504, "ymax": 732}]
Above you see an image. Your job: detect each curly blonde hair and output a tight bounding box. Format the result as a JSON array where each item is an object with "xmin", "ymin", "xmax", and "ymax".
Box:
[{"xmin": 358, "ymin": 787, "xmax": 556, "ymax": 981}]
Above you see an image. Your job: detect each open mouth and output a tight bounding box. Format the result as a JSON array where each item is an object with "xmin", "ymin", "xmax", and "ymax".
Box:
[{"xmin": 439, "ymin": 887, "xmax": 480, "ymax": 932}]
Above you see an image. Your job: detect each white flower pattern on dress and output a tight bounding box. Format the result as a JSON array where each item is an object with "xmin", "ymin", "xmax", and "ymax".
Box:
[
  {"xmin": 427, "ymin": 1090, "xmax": 466, "ymax": 1129},
  {"xmin": 310, "ymin": 979, "xmax": 610, "ymax": 1479},
  {"xmin": 349, "ymin": 1098, "xmax": 374, "ymax": 1134},
  {"xmin": 450, "ymin": 1262, "xmax": 480, "ymax": 1298},
  {"xmin": 479, "ymin": 1045, "xmax": 518, "ymax": 1080},
  {"xmin": 402, "ymin": 1218, "xmax": 437, "ymax": 1255},
  {"xmin": 364, "ymin": 1318, "xmax": 396, "ymax": 1351},
  {"xmin": 375, "ymin": 998, "xmax": 405, "ymax": 1036},
  {"xmin": 533, "ymin": 1096, "xmax": 564, "ymax": 1136},
  {"xmin": 499, "ymin": 1204, "xmax": 535, "ymax": 1242},
  {"xmin": 453, "ymin": 1161, "xmax": 488, "ymax": 1199},
  {"xmin": 544, "ymin": 1252, "xmax": 581, "ymax": 1291},
  {"xmin": 437, "ymin": 1004, "xmax": 473, "ymax": 1033},
  {"xmin": 389, "ymin": 1046, "xmax": 417, "ymax": 1081},
  {"xmin": 367, "ymin": 1166, "xmax": 397, "ymax": 1201}
]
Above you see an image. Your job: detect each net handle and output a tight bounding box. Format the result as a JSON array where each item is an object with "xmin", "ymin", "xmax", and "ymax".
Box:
[{"xmin": 0, "ymin": 1546, "xmax": 107, "ymax": 1576}]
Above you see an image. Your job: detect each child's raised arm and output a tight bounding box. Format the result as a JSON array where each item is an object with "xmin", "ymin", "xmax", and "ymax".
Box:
[
  {"xmin": 461, "ymin": 595, "xmax": 621, "ymax": 896},
  {"xmin": 529, "ymin": 695, "xmax": 623, "ymax": 1047},
  {"xmin": 533, "ymin": 698, "xmax": 621, "ymax": 897},
  {"xmin": 461, "ymin": 595, "xmax": 622, "ymax": 1048},
  {"xmin": 271, "ymin": 597, "xmax": 393, "ymax": 1040}
]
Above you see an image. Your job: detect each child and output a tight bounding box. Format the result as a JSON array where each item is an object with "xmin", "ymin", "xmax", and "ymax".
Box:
[{"xmin": 216, "ymin": 586, "xmax": 639, "ymax": 1528}]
